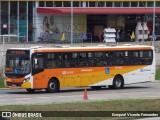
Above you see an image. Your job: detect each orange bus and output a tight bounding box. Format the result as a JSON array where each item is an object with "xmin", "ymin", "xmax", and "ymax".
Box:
[{"xmin": 5, "ymin": 45, "xmax": 155, "ymax": 93}]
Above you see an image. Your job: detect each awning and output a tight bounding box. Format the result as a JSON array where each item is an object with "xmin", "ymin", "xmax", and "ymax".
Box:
[{"xmin": 37, "ymin": 7, "xmax": 160, "ymax": 14}]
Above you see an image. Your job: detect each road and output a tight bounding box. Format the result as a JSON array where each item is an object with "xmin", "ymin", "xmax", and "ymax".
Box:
[{"xmin": 0, "ymin": 81, "xmax": 160, "ymax": 106}]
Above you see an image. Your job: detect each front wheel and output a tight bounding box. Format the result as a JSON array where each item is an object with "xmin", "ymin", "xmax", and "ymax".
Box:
[
  {"xmin": 26, "ymin": 89, "xmax": 35, "ymax": 93},
  {"xmin": 113, "ymin": 76, "xmax": 124, "ymax": 89},
  {"xmin": 46, "ymin": 79, "xmax": 59, "ymax": 93}
]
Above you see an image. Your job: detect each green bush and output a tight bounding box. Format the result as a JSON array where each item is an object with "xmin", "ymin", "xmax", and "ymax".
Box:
[
  {"xmin": 156, "ymin": 68, "xmax": 160, "ymax": 80},
  {"xmin": 0, "ymin": 77, "xmax": 4, "ymax": 88}
]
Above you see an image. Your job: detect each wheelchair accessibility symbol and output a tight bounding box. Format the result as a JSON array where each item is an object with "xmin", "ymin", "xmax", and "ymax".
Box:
[{"xmin": 105, "ymin": 68, "xmax": 110, "ymax": 74}]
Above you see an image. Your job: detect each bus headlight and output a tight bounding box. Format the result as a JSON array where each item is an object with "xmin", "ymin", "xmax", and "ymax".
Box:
[{"xmin": 23, "ymin": 77, "xmax": 30, "ymax": 83}]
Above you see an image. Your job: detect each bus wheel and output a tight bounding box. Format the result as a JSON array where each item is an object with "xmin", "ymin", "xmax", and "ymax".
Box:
[
  {"xmin": 46, "ymin": 79, "xmax": 59, "ymax": 93},
  {"xmin": 26, "ymin": 89, "xmax": 35, "ymax": 93},
  {"xmin": 113, "ymin": 75, "xmax": 124, "ymax": 89}
]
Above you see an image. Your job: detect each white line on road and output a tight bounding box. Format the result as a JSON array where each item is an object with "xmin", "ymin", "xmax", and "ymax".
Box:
[
  {"xmin": 37, "ymin": 97, "xmax": 52, "ymax": 99},
  {"xmin": 0, "ymin": 99, "xmax": 8, "ymax": 101},
  {"xmin": 59, "ymin": 95, "xmax": 82, "ymax": 98},
  {"xmin": 15, "ymin": 98, "xmax": 30, "ymax": 101}
]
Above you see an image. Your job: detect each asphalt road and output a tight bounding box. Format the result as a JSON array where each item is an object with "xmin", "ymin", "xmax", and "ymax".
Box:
[{"xmin": 0, "ymin": 81, "xmax": 160, "ymax": 106}]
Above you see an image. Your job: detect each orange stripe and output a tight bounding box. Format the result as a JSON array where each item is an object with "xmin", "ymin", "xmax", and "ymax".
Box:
[{"xmin": 39, "ymin": 65, "xmax": 147, "ymax": 88}]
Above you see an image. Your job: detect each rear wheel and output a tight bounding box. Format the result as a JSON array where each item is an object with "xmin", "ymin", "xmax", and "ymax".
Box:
[
  {"xmin": 46, "ymin": 79, "xmax": 59, "ymax": 93},
  {"xmin": 113, "ymin": 75, "xmax": 124, "ymax": 89},
  {"xmin": 26, "ymin": 89, "xmax": 35, "ymax": 93}
]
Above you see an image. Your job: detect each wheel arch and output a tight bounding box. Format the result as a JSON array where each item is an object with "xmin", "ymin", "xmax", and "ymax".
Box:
[
  {"xmin": 113, "ymin": 74, "xmax": 124, "ymax": 83},
  {"xmin": 49, "ymin": 77, "xmax": 60, "ymax": 89}
]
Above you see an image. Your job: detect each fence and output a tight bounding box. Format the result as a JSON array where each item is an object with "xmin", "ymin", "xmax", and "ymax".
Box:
[
  {"xmin": 0, "ymin": 35, "xmax": 19, "ymax": 43},
  {"xmin": 38, "ymin": 32, "xmax": 92, "ymax": 43}
]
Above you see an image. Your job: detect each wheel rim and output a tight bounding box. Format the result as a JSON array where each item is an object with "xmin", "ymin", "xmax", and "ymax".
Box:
[
  {"xmin": 115, "ymin": 78, "xmax": 121, "ymax": 88},
  {"xmin": 50, "ymin": 82, "xmax": 55, "ymax": 90}
]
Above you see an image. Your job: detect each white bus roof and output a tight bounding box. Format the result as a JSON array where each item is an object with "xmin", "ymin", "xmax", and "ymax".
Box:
[{"xmin": 7, "ymin": 44, "xmax": 154, "ymax": 52}]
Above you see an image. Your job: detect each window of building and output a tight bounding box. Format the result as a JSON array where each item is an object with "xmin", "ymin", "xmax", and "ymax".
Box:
[
  {"xmin": 115, "ymin": 2, "xmax": 122, "ymax": 7},
  {"xmin": 73, "ymin": 2, "xmax": 79, "ymax": 7},
  {"xmin": 139, "ymin": 2, "xmax": 146, "ymax": 7},
  {"xmin": 39, "ymin": 2, "xmax": 45, "ymax": 7},
  {"xmin": 28, "ymin": 2, "xmax": 33, "ymax": 41},
  {"xmin": 10, "ymin": 2, "xmax": 17, "ymax": 34},
  {"xmin": 98, "ymin": 2, "xmax": 105, "ymax": 7},
  {"xmin": 106, "ymin": 2, "xmax": 112, "ymax": 7},
  {"xmin": 46, "ymin": 2, "xmax": 53, "ymax": 7},
  {"xmin": 55, "ymin": 2, "xmax": 62, "ymax": 7},
  {"xmin": 63, "ymin": 2, "xmax": 71, "ymax": 7},
  {"xmin": 89, "ymin": 2, "xmax": 95, "ymax": 7},
  {"xmin": 81, "ymin": 2, "xmax": 88, "ymax": 7},
  {"xmin": 156, "ymin": 2, "xmax": 160, "ymax": 7},
  {"xmin": 147, "ymin": 2, "xmax": 153, "ymax": 7},
  {"xmin": 131, "ymin": 2, "xmax": 138, "ymax": 7},
  {"xmin": 123, "ymin": 2, "xmax": 130, "ymax": 7},
  {"xmin": 1, "ymin": 2, "xmax": 8, "ymax": 34}
]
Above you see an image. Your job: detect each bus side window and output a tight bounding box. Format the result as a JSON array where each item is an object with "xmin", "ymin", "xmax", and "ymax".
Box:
[
  {"xmin": 107, "ymin": 52, "xmax": 114, "ymax": 66},
  {"xmin": 128, "ymin": 51, "xmax": 140, "ymax": 65},
  {"xmin": 63, "ymin": 53, "xmax": 72, "ymax": 67},
  {"xmin": 46, "ymin": 53, "xmax": 60, "ymax": 68},
  {"xmin": 57, "ymin": 55, "xmax": 62, "ymax": 67},
  {"xmin": 79, "ymin": 53, "xmax": 87, "ymax": 67}
]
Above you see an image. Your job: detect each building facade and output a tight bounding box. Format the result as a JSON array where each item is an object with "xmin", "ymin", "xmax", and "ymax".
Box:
[{"xmin": 0, "ymin": 0, "xmax": 160, "ymax": 42}]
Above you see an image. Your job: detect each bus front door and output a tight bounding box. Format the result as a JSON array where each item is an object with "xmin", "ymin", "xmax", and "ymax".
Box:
[{"xmin": 32, "ymin": 54, "xmax": 44, "ymax": 89}]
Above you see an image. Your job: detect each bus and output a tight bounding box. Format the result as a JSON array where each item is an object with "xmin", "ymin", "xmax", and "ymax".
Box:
[{"xmin": 4, "ymin": 45, "xmax": 155, "ymax": 93}]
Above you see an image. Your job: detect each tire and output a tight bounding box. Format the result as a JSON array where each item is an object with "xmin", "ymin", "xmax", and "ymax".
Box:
[
  {"xmin": 26, "ymin": 89, "xmax": 35, "ymax": 93},
  {"xmin": 46, "ymin": 79, "xmax": 59, "ymax": 93},
  {"xmin": 113, "ymin": 75, "xmax": 124, "ymax": 89},
  {"xmin": 108, "ymin": 85, "xmax": 114, "ymax": 89}
]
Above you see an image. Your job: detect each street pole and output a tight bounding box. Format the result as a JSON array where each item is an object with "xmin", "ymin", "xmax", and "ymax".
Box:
[
  {"xmin": 71, "ymin": 0, "xmax": 73, "ymax": 45},
  {"xmin": 152, "ymin": 0, "xmax": 156, "ymax": 47},
  {"xmin": 2, "ymin": 35, "xmax": 5, "ymax": 56}
]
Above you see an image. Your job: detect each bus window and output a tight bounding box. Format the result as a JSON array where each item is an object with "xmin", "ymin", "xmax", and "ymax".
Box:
[
  {"xmin": 128, "ymin": 51, "xmax": 140, "ymax": 65},
  {"xmin": 79, "ymin": 53, "xmax": 86, "ymax": 67},
  {"xmin": 71, "ymin": 53, "xmax": 78, "ymax": 67},
  {"xmin": 107, "ymin": 52, "xmax": 115, "ymax": 65},
  {"xmin": 94, "ymin": 52, "xmax": 104, "ymax": 66},
  {"xmin": 46, "ymin": 53, "xmax": 62, "ymax": 68},
  {"xmin": 115, "ymin": 51, "xmax": 125, "ymax": 65},
  {"xmin": 87, "ymin": 52, "xmax": 94, "ymax": 66},
  {"xmin": 139, "ymin": 50, "xmax": 153, "ymax": 65},
  {"xmin": 63, "ymin": 53, "xmax": 72, "ymax": 67}
]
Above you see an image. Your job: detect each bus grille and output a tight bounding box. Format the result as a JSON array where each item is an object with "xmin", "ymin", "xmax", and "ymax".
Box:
[{"xmin": 6, "ymin": 82, "xmax": 23, "ymax": 87}]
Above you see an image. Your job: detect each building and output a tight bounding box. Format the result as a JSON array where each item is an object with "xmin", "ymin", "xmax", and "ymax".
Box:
[{"xmin": 0, "ymin": 0, "xmax": 160, "ymax": 43}]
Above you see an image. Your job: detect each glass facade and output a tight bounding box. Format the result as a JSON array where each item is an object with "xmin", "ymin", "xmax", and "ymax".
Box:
[
  {"xmin": 0, "ymin": 1, "xmax": 160, "ymax": 42},
  {"xmin": 0, "ymin": 1, "xmax": 33, "ymax": 42}
]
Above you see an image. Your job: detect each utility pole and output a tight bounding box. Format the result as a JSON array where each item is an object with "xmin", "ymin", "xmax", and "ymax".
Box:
[
  {"xmin": 71, "ymin": 0, "xmax": 73, "ymax": 45},
  {"xmin": 152, "ymin": 0, "xmax": 156, "ymax": 47}
]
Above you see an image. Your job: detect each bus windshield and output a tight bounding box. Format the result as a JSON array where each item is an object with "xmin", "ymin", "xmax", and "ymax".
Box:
[{"xmin": 5, "ymin": 55, "xmax": 30, "ymax": 75}]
